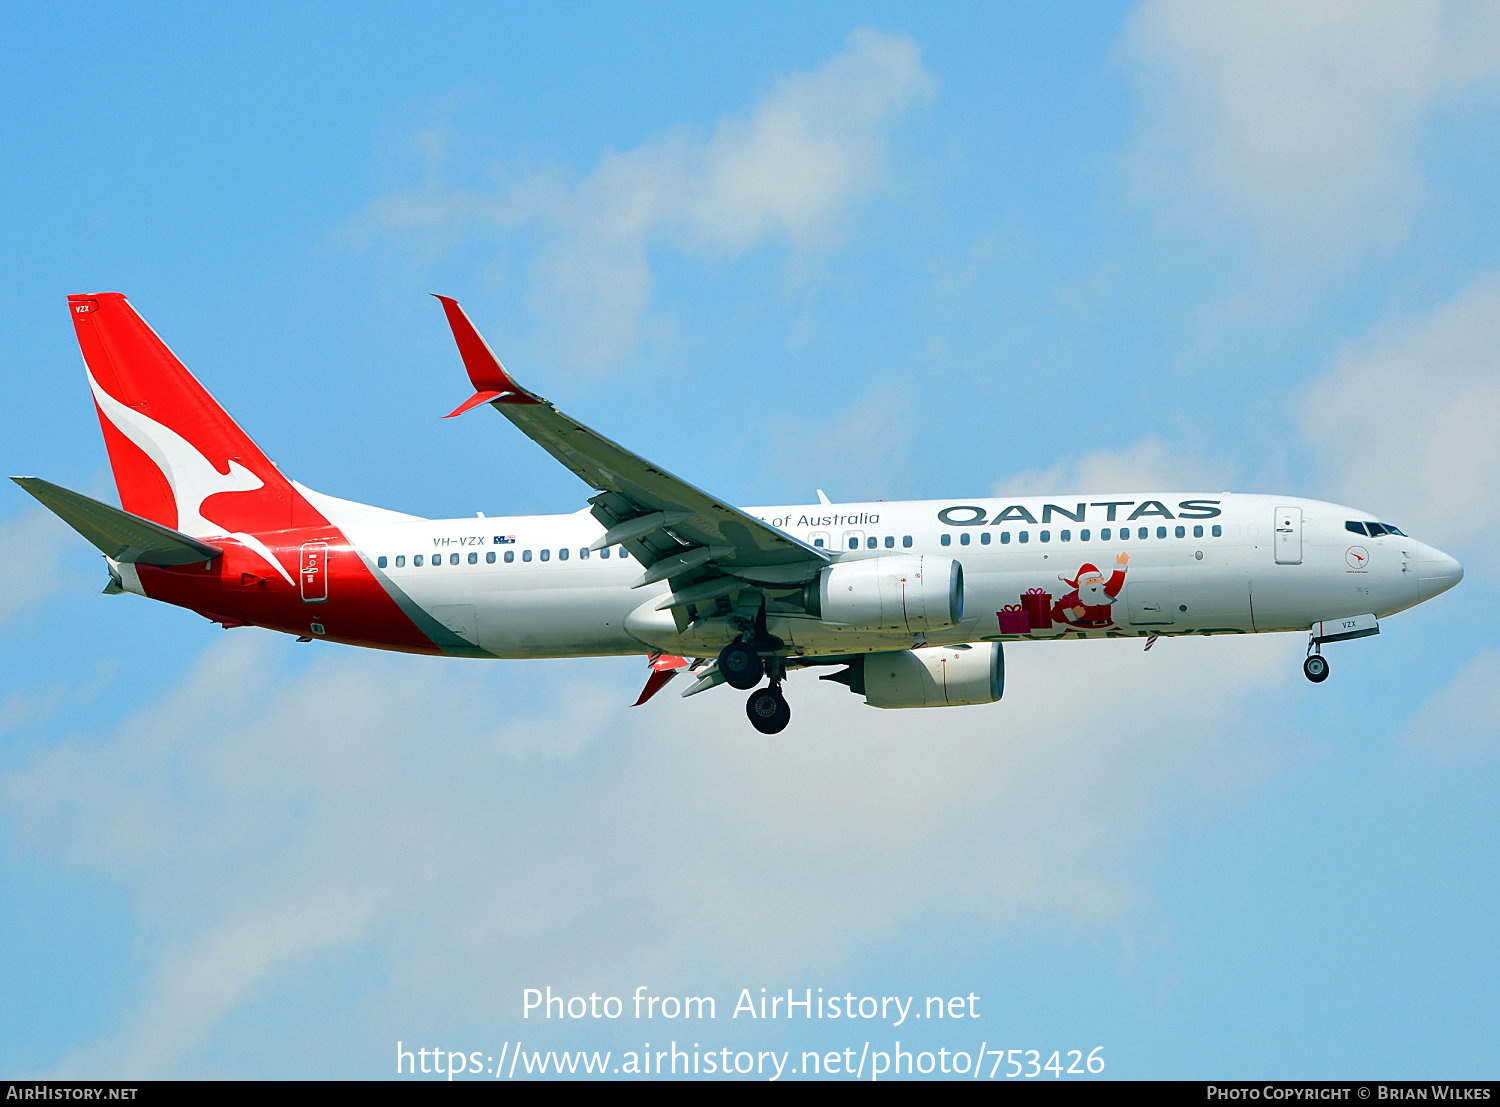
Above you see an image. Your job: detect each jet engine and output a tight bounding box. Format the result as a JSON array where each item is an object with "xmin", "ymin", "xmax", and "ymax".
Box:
[
  {"xmin": 830, "ymin": 642, "xmax": 1004, "ymax": 709},
  {"xmin": 817, "ymin": 556, "xmax": 963, "ymax": 634}
]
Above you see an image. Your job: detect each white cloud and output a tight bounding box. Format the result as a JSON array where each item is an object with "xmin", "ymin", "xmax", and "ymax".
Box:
[
  {"xmin": 7, "ymin": 613, "xmax": 1296, "ymax": 1076},
  {"xmin": 1120, "ymin": 0, "xmax": 1500, "ymax": 256},
  {"xmin": 349, "ymin": 28, "xmax": 935, "ymax": 368},
  {"xmin": 993, "ymin": 437, "xmax": 1233, "ymax": 499},
  {"xmin": 1403, "ymin": 650, "xmax": 1500, "ymax": 760},
  {"xmin": 1299, "ymin": 273, "xmax": 1500, "ymax": 544}
]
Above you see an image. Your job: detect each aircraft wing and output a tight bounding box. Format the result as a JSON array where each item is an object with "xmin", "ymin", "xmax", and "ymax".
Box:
[{"xmin": 433, "ymin": 297, "xmax": 829, "ymax": 606}]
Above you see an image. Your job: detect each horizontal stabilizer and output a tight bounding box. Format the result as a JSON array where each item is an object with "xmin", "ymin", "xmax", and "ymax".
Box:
[{"xmin": 11, "ymin": 477, "xmax": 223, "ymax": 565}]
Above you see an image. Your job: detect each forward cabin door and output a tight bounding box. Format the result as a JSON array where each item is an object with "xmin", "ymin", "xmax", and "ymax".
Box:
[
  {"xmin": 299, "ymin": 542, "xmax": 329, "ymax": 602},
  {"xmin": 1274, "ymin": 506, "xmax": 1303, "ymax": 565}
]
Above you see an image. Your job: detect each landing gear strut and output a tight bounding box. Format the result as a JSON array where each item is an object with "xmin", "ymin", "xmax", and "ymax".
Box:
[
  {"xmin": 746, "ymin": 683, "xmax": 791, "ymax": 734},
  {"xmin": 1303, "ymin": 643, "xmax": 1330, "ymax": 683}
]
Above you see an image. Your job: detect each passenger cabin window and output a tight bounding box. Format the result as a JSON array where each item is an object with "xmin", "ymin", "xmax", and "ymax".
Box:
[
  {"xmin": 395, "ymin": 555, "xmax": 406, "ymax": 568},
  {"xmin": 579, "ymin": 547, "xmax": 589, "ymax": 559},
  {"xmin": 1193, "ymin": 525, "xmax": 1203, "ymax": 538},
  {"xmin": 1018, "ymin": 531, "xmax": 1029, "ymax": 544},
  {"xmin": 414, "ymin": 555, "xmax": 424, "ymax": 567},
  {"xmin": 1212, "ymin": 525, "xmax": 1223, "ymax": 537},
  {"xmin": 504, "ymin": 550, "xmax": 515, "ymax": 563},
  {"xmin": 813, "ymin": 538, "xmax": 825, "ymax": 548},
  {"xmin": 980, "ymin": 532, "xmax": 991, "ymax": 545},
  {"xmin": 1059, "ymin": 530, "xmax": 1070, "ymax": 542},
  {"xmin": 1157, "ymin": 526, "xmax": 1168, "ymax": 539},
  {"xmin": 599, "ymin": 547, "xmax": 609, "ymax": 558},
  {"xmin": 450, "ymin": 553, "xmax": 460, "ymax": 565},
  {"xmin": 1000, "ymin": 531, "xmax": 1011, "ymax": 544},
  {"xmin": 1080, "ymin": 529, "xmax": 1090, "ymax": 542},
  {"xmin": 867, "ymin": 536, "xmax": 878, "ymax": 549},
  {"xmin": 1175, "ymin": 526, "xmax": 1185, "ymax": 538},
  {"xmin": 377, "ymin": 556, "xmax": 388, "ymax": 568},
  {"xmin": 902, "ymin": 536, "xmax": 913, "ymax": 548},
  {"xmin": 959, "ymin": 533, "xmax": 971, "ymax": 546},
  {"xmin": 559, "ymin": 548, "xmax": 569, "ymax": 561},
  {"xmin": 468, "ymin": 552, "xmax": 478, "ymax": 564},
  {"xmin": 522, "ymin": 550, "xmax": 533, "ymax": 562},
  {"xmin": 486, "ymin": 552, "xmax": 496, "ymax": 563},
  {"xmin": 940, "ymin": 534, "xmax": 951, "ymax": 547},
  {"xmin": 540, "ymin": 549, "xmax": 550, "ymax": 562},
  {"xmin": 884, "ymin": 535, "xmax": 895, "ymax": 548},
  {"xmin": 1039, "ymin": 530, "xmax": 1050, "ymax": 543}
]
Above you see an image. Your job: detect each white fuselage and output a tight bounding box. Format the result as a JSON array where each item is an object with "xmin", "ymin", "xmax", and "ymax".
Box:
[{"xmin": 327, "ymin": 492, "xmax": 1459, "ymax": 660}]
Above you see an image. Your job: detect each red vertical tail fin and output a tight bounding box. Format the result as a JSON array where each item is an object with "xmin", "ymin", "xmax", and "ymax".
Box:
[{"xmin": 69, "ymin": 293, "xmax": 321, "ymax": 537}]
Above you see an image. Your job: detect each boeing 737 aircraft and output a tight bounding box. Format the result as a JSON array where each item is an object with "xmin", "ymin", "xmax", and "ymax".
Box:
[{"xmin": 15, "ymin": 293, "xmax": 1463, "ymax": 733}]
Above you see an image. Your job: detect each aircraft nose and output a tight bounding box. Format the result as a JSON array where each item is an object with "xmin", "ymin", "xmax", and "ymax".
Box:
[{"xmin": 1417, "ymin": 547, "xmax": 1463, "ymax": 600}]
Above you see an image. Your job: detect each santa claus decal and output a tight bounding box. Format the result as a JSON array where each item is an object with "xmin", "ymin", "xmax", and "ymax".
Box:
[{"xmin": 1053, "ymin": 552, "xmax": 1130, "ymax": 629}]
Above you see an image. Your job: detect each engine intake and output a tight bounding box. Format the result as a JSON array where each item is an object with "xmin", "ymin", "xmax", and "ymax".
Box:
[{"xmin": 818, "ymin": 555, "xmax": 963, "ymax": 634}]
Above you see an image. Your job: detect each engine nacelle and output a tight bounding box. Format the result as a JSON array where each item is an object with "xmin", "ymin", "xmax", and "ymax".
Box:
[
  {"xmin": 859, "ymin": 642, "xmax": 1004, "ymax": 709},
  {"xmin": 818, "ymin": 556, "xmax": 963, "ymax": 634}
]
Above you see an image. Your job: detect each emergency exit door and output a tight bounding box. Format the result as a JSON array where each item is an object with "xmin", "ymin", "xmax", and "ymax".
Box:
[{"xmin": 1274, "ymin": 506, "xmax": 1303, "ymax": 565}]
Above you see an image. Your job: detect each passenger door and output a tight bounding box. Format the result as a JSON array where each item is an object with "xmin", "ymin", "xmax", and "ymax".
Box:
[{"xmin": 1274, "ymin": 506, "xmax": 1303, "ymax": 565}]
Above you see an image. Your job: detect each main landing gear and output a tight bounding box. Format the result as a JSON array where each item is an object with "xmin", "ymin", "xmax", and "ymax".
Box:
[
  {"xmin": 718, "ymin": 639, "xmax": 765, "ymax": 690},
  {"xmin": 717, "ymin": 639, "xmax": 791, "ymax": 734},
  {"xmin": 746, "ymin": 684, "xmax": 791, "ymax": 734}
]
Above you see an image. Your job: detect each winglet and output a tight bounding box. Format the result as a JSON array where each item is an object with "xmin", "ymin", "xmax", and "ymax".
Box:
[
  {"xmin": 432, "ymin": 295, "xmax": 541, "ymax": 416},
  {"xmin": 632, "ymin": 653, "xmax": 689, "ymax": 707}
]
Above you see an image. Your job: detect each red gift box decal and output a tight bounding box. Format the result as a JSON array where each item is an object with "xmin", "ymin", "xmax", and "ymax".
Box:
[
  {"xmin": 996, "ymin": 604, "xmax": 1030, "ymax": 634},
  {"xmin": 1021, "ymin": 588, "xmax": 1053, "ymax": 629}
]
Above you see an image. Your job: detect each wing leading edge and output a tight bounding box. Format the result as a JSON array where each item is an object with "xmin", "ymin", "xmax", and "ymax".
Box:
[{"xmin": 432, "ymin": 297, "xmax": 830, "ymax": 620}]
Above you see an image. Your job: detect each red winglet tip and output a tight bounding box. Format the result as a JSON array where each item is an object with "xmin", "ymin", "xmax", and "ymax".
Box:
[
  {"xmin": 632, "ymin": 669, "xmax": 678, "ymax": 707},
  {"xmin": 443, "ymin": 390, "xmax": 505, "ymax": 418}
]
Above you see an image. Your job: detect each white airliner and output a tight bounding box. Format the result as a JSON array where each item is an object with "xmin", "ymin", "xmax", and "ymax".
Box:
[{"xmin": 14, "ymin": 293, "xmax": 1463, "ymax": 733}]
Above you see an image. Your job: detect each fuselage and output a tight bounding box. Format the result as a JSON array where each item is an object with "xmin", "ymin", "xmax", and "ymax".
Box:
[{"xmin": 111, "ymin": 490, "xmax": 1464, "ymax": 661}]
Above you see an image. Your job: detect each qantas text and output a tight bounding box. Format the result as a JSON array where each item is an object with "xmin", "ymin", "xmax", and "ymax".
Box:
[{"xmin": 936, "ymin": 499, "xmax": 1223, "ymax": 527}]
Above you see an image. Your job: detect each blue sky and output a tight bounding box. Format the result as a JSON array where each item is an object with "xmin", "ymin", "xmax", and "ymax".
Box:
[{"xmin": 2, "ymin": 1, "xmax": 1497, "ymax": 1081}]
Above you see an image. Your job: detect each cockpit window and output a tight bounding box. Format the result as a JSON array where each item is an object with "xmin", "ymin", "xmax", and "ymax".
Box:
[
  {"xmin": 1345, "ymin": 521, "xmax": 1369, "ymax": 536},
  {"xmin": 1374, "ymin": 522, "xmax": 1406, "ymax": 537}
]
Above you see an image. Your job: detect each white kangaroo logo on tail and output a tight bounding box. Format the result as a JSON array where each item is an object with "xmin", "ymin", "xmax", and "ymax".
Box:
[{"xmin": 87, "ymin": 371, "xmax": 296, "ymax": 585}]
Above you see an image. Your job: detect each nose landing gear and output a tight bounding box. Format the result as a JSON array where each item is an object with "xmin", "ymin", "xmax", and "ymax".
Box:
[{"xmin": 1303, "ymin": 638, "xmax": 1330, "ymax": 683}]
